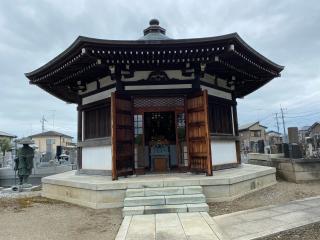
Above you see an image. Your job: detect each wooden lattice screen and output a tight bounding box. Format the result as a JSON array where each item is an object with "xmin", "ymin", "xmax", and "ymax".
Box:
[{"xmin": 134, "ymin": 96, "xmax": 184, "ymax": 109}]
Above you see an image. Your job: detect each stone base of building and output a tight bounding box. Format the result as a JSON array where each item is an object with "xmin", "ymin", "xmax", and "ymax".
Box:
[
  {"xmin": 41, "ymin": 164, "xmax": 276, "ymax": 209},
  {"xmin": 248, "ymin": 153, "xmax": 320, "ymax": 183}
]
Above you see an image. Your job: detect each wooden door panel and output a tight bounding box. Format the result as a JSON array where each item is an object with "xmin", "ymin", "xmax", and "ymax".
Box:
[
  {"xmin": 187, "ymin": 90, "xmax": 212, "ymax": 175},
  {"xmin": 112, "ymin": 92, "xmax": 134, "ymax": 180}
]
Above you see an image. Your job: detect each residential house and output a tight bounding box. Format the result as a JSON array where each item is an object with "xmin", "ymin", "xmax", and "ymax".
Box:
[
  {"xmin": 298, "ymin": 126, "xmax": 310, "ymax": 143},
  {"xmin": 308, "ymin": 122, "xmax": 320, "ymax": 148},
  {"xmin": 0, "ymin": 131, "xmax": 17, "ymax": 143},
  {"xmin": 266, "ymin": 131, "xmax": 283, "ymax": 146},
  {"xmin": 239, "ymin": 122, "xmax": 267, "ymax": 152},
  {"xmin": 29, "ymin": 131, "xmax": 73, "ymax": 159},
  {"xmin": 0, "ymin": 131, "xmax": 17, "ymax": 167}
]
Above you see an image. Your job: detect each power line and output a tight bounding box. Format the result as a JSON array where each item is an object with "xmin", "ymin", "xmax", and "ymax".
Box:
[
  {"xmin": 286, "ymin": 109, "xmax": 320, "ymax": 115},
  {"xmin": 285, "ymin": 112, "xmax": 320, "ymax": 118}
]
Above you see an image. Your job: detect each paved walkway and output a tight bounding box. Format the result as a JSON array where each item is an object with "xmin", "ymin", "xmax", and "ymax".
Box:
[
  {"xmin": 115, "ymin": 196, "xmax": 320, "ymax": 240},
  {"xmin": 214, "ymin": 196, "xmax": 320, "ymax": 240},
  {"xmin": 115, "ymin": 212, "xmax": 227, "ymax": 240}
]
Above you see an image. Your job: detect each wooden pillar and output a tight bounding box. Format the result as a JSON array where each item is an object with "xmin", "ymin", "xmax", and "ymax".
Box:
[
  {"xmin": 77, "ymin": 103, "xmax": 82, "ymax": 169},
  {"xmin": 203, "ymin": 90, "xmax": 213, "ymax": 176},
  {"xmin": 111, "ymin": 92, "xmax": 117, "ymax": 180},
  {"xmin": 232, "ymin": 99, "xmax": 241, "ymax": 164}
]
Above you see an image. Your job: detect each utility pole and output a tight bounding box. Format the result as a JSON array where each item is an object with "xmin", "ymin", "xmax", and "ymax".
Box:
[
  {"xmin": 50, "ymin": 110, "xmax": 56, "ymax": 129},
  {"xmin": 40, "ymin": 115, "xmax": 47, "ymax": 133},
  {"xmin": 280, "ymin": 106, "xmax": 287, "ymax": 143},
  {"xmin": 274, "ymin": 113, "xmax": 280, "ymax": 133}
]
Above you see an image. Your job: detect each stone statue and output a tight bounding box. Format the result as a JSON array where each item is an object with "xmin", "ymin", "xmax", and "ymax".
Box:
[{"xmin": 14, "ymin": 138, "xmax": 34, "ymax": 187}]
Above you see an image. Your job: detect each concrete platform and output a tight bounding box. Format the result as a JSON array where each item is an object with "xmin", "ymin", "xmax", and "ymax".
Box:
[
  {"xmin": 248, "ymin": 153, "xmax": 320, "ymax": 183},
  {"xmin": 41, "ymin": 164, "xmax": 276, "ymax": 209}
]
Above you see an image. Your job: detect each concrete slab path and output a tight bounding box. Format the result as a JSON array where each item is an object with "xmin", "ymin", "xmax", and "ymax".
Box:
[
  {"xmin": 115, "ymin": 212, "xmax": 228, "ymax": 240},
  {"xmin": 115, "ymin": 196, "xmax": 320, "ymax": 240},
  {"xmin": 214, "ymin": 196, "xmax": 320, "ymax": 240}
]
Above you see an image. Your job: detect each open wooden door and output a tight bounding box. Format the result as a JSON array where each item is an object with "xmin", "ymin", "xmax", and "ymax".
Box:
[
  {"xmin": 186, "ymin": 90, "xmax": 212, "ymax": 176},
  {"xmin": 111, "ymin": 92, "xmax": 134, "ymax": 180}
]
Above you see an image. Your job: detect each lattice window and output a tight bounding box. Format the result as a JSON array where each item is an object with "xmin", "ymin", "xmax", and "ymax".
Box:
[{"xmin": 134, "ymin": 97, "xmax": 184, "ymax": 108}]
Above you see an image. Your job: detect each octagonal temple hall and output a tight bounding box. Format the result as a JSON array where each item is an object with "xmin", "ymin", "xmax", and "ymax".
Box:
[{"xmin": 25, "ymin": 20, "xmax": 284, "ymax": 209}]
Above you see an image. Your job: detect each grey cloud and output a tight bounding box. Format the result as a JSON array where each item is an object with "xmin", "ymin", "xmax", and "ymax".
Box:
[{"xmin": 0, "ymin": 0, "xmax": 319, "ymax": 138}]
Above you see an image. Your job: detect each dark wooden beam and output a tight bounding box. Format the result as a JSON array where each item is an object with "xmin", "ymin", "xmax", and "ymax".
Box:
[
  {"xmin": 111, "ymin": 92, "xmax": 117, "ymax": 180},
  {"xmin": 232, "ymin": 99, "xmax": 241, "ymax": 164},
  {"xmin": 192, "ymin": 64, "xmax": 201, "ymax": 89},
  {"xmin": 77, "ymin": 98, "xmax": 83, "ymax": 170},
  {"xmin": 115, "ymin": 65, "xmax": 124, "ymax": 91}
]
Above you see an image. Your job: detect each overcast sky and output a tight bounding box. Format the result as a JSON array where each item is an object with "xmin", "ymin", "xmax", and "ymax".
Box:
[{"xmin": 0, "ymin": 0, "xmax": 319, "ymax": 139}]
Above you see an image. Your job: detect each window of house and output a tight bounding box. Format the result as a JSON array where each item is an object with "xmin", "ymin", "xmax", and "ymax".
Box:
[
  {"xmin": 84, "ymin": 104, "xmax": 111, "ymax": 139},
  {"xmin": 46, "ymin": 139, "xmax": 55, "ymax": 144},
  {"xmin": 251, "ymin": 131, "xmax": 261, "ymax": 137},
  {"xmin": 208, "ymin": 101, "xmax": 233, "ymax": 135}
]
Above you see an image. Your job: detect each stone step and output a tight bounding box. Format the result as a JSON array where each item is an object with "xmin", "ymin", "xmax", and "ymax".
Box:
[
  {"xmin": 123, "ymin": 204, "xmax": 187, "ymax": 216},
  {"xmin": 124, "ymin": 193, "xmax": 205, "ymax": 207},
  {"xmin": 187, "ymin": 203, "xmax": 209, "ymax": 212},
  {"xmin": 122, "ymin": 203, "xmax": 209, "ymax": 216},
  {"xmin": 144, "ymin": 204, "xmax": 188, "ymax": 214},
  {"xmin": 165, "ymin": 194, "xmax": 206, "ymax": 205},
  {"xmin": 122, "ymin": 206, "xmax": 144, "ymax": 216},
  {"xmin": 124, "ymin": 195, "xmax": 165, "ymax": 207},
  {"xmin": 125, "ymin": 186, "xmax": 202, "ymax": 197}
]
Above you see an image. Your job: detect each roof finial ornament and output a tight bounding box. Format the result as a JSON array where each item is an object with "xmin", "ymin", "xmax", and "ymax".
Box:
[
  {"xmin": 139, "ymin": 18, "xmax": 171, "ymax": 40},
  {"xmin": 149, "ymin": 19, "xmax": 159, "ymax": 26}
]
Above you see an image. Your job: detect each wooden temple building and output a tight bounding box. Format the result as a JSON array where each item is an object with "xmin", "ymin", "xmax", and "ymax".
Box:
[{"xmin": 26, "ymin": 19, "xmax": 283, "ymax": 181}]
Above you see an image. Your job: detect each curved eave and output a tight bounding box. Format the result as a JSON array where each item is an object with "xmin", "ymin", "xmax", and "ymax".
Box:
[
  {"xmin": 25, "ymin": 32, "xmax": 284, "ymax": 79},
  {"xmin": 38, "ymin": 84, "xmax": 78, "ymax": 103}
]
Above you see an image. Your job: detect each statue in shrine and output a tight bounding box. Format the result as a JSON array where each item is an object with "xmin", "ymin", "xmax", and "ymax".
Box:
[{"xmin": 14, "ymin": 138, "xmax": 35, "ymax": 187}]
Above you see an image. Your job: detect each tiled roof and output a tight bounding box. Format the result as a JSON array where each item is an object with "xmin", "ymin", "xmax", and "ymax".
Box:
[
  {"xmin": 0, "ymin": 131, "xmax": 17, "ymax": 138},
  {"xmin": 29, "ymin": 130, "xmax": 73, "ymax": 139}
]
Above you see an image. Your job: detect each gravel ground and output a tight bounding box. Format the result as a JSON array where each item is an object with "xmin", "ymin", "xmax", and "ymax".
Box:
[
  {"xmin": 0, "ymin": 196, "xmax": 122, "ymax": 240},
  {"xmin": 1, "ymin": 180, "xmax": 320, "ymax": 240},
  {"xmin": 209, "ymin": 179, "xmax": 320, "ymax": 216}
]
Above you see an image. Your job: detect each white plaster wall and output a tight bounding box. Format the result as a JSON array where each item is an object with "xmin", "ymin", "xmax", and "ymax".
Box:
[
  {"xmin": 99, "ymin": 76, "xmax": 114, "ymax": 88},
  {"xmin": 82, "ymin": 146, "xmax": 112, "ymax": 170},
  {"xmin": 82, "ymin": 88, "xmax": 115, "ymax": 105},
  {"xmin": 211, "ymin": 140, "xmax": 237, "ymax": 165},
  {"xmin": 122, "ymin": 71, "xmax": 151, "ymax": 82},
  {"xmin": 165, "ymin": 70, "xmax": 194, "ymax": 80},
  {"xmin": 201, "ymin": 85, "xmax": 232, "ymax": 100},
  {"xmin": 201, "ymin": 73, "xmax": 234, "ymax": 91}
]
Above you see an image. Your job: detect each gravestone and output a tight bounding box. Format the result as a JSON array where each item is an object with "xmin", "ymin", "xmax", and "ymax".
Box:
[
  {"xmin": 288, "ymin": 127, "xmax": 299, "ymax": 144},
  {"xmin": 258, "ymin": 140, "xmax": 265, "ymax": 153},
  {"xmin": 290, "ymin": 144, "xmax": 302, "ymax": 159},
  {"xmin": 283, "ymin": 143, "xmax": 290, "ymax": 158},
  {"xmin": 276, "ymin": 143, "xmax": 283, "ymax": 153}
]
